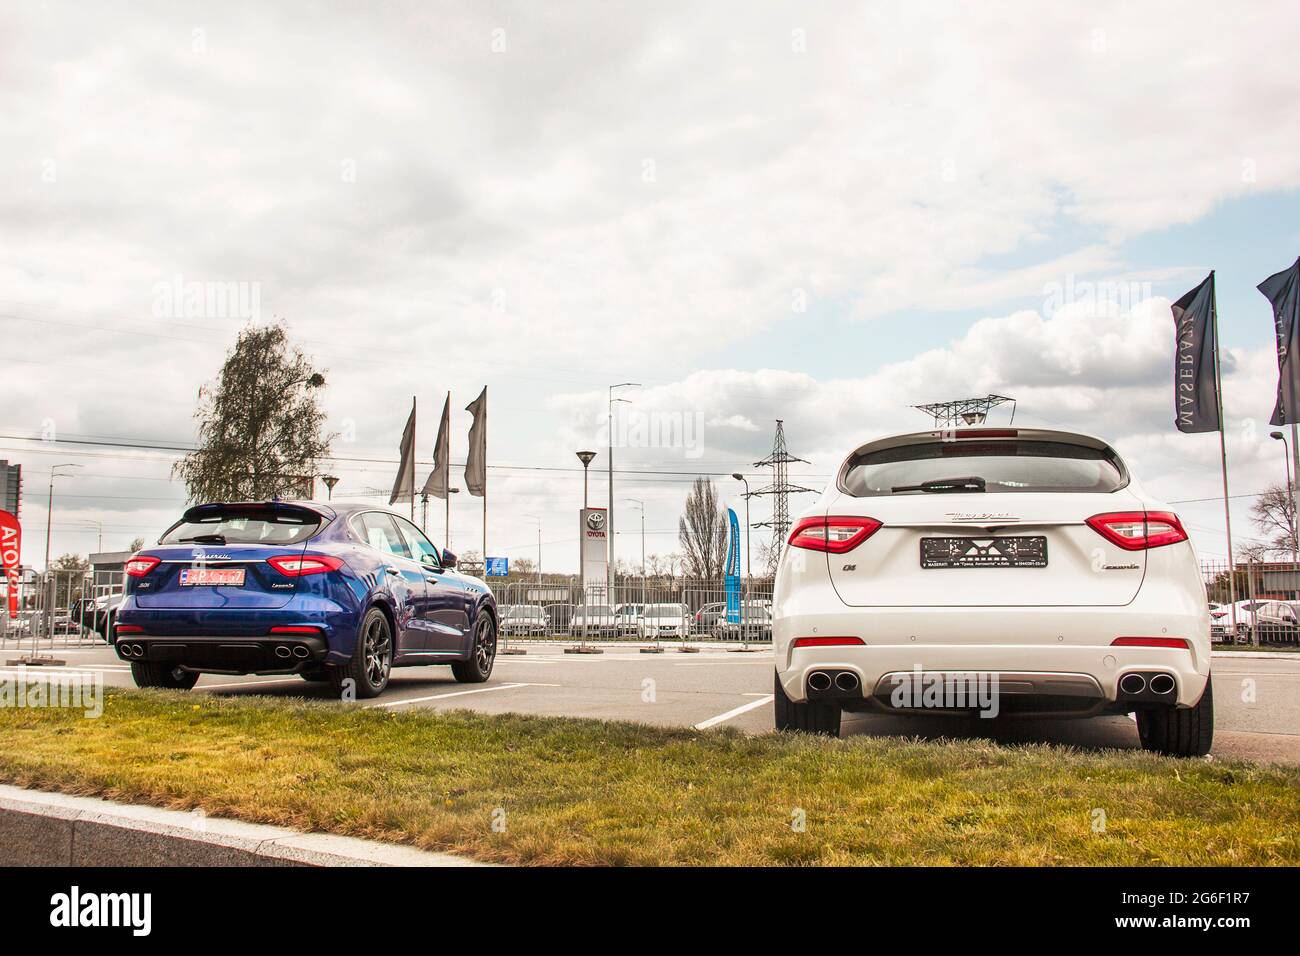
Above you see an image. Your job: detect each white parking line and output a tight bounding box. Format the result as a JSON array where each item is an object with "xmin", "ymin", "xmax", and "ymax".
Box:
[
  {"xmin": 199, "ymin": 677, "xmax": 306, "ymax": 691},
  {"xmin": 693, "ymin": 694, "xmax": 774, "ymax": 730},
  {"xmin": 367, "ymin": 682, "xmax": 560, "ymax": 709}
]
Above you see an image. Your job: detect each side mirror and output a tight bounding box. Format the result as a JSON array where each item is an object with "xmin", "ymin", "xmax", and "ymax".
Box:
[{"xmin": 441, "ymin": 549, "xmax": 457, "ymax": 568}]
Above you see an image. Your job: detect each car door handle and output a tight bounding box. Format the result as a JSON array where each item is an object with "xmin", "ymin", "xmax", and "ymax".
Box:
[
  {"xmin": 424, "ymin": 574, "xmax": 440, "ymax": 584},
  {"xmin": 385, "ymin": 566, "xmax": 402, "ymax": 576}
]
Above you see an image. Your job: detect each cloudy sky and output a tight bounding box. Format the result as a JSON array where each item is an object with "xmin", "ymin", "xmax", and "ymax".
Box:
[{"xmin": 3, "ymin": 1, "xmax": 1300, "ymax": 572}]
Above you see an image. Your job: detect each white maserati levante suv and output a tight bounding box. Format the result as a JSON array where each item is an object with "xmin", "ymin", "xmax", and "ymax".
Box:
[{"xmin": 772, "ymin": 427, "xmax": 1213, "ymax": 757}]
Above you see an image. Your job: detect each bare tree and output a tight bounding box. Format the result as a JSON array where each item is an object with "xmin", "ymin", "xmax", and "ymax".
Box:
[
  {"xmin": 678, "ymin": 478, "xmax": 727, "ymax": 579},
  {"xmin": 1248, "ymin": 482, "xmax": 1297, "ymax": 558},
  {"xmin": 174, "ymin": 323, "xmax": 333, "ymax": 503}
]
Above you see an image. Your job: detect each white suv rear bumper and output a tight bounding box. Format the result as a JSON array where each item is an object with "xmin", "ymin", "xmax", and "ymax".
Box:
[{"xmin": 774, "ymin": 585, "xmax": 1210, "ymax": 710}]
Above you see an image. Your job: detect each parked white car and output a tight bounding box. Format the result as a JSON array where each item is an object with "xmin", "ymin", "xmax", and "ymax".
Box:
[
  {"xmin": 501, "ymin": 605, "xmax": 548, "ymax": 636},
  {"xmin": 570, "ymin": 604, "xmax": 617, "ymax": 637},
  {"xmin": 772, "ymin": 427, "xmax": 1213, "ymax": 757},
  {"xmin": 1209, "ymin": 600, "xmax": 1263, "ymax": 641},
  {"xmin": 638, "ymin": 603, "xmax": 689, "ymax": 639}
]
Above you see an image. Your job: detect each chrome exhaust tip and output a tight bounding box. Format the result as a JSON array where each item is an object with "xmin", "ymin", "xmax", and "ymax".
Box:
[
  {"xmin": 274, "ymin": 645, "xmax": 292, "ymax": 659},
  {"xmin": 807, "ymin": 671, "xmax": 833, "ymax": 692},
  {"xmin": 1119, "ymin": 673, "xmax": 1146, "ymax": 695},
  {"xmin": 834, "ymin": 671, "xmax": 860, "ymax": 693},
  {"xmin": 1148, "ymin": 673, "xmax": 1176, "ymax": 696},
  {"xmin": 292, "ymin": 645, "xmax": 310, "ymax": 658}
]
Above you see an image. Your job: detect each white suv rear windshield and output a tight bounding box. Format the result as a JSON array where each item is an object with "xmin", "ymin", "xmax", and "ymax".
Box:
[{"xmin": 841, "ymin": 439, "xmax": 1127, "ymax": 497}]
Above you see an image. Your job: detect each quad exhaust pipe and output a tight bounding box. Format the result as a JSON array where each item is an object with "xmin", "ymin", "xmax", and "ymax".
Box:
[
  {"xmin": 274, "ymin": 645, "xmax": 292, "ymax": 659},
  {"xmin": 119, "ymin": 643, "xmax": 146, "ymax": 658},
  {"xmin": 807, "ymin": 671, "xmax": 833, "ymax": 692},
  {"xmin": 1119, "ymin": 673, "xmax": 1146, "ymax": 695},
  {"xmin": 806, "ymin": 669, "xmax": 862, "ymax": 699},
  {"xmin": 1148, "ymin": 673, "xmax": 1176, "ymax": 696},
  {"xmin": 1118, "ymin": 671, "xmax": 1177, "ymax": 703}
]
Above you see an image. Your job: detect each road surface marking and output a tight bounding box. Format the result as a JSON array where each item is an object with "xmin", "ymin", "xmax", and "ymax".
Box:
[
  {"xmin": 199, "ymin": 677, "xmax": 305, "ymax": 691},
  {"xmin": 693, "ymin": 694, "xmax": 774, "ymax": 730},
  {"xmin": 367, "ymin": 682, "xmax": 559, "ymax": 709}
]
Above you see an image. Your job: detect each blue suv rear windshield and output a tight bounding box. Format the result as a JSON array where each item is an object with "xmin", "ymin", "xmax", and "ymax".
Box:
[{"xmin": 160, "ymin": 507, "xmax": 321, "ymax": 545}]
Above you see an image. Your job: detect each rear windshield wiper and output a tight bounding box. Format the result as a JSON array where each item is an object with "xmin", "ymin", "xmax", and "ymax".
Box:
[
  {"xmin": 891, "ymin": 476, "xmax": 987, "ymax": 494},
  {"xmin": 178, "ymin": 534, "xmax": 228, "ymax": 544}
]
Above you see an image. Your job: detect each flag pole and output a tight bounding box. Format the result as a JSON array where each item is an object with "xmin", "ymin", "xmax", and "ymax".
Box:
[
  {"xmin": 1210, "ymin": 272, "xmax": 1240, "ymax": 639},
  {"xmin": 445, "ymin": 391, "xmax": 452, "ymax": 552},
  {"xmin": 482, "ymin": 388, "xmax": 488, "ymax": 571},
  {"xmin": 410, "ymin": 397, "xmax": 417, "ymax": 523}
]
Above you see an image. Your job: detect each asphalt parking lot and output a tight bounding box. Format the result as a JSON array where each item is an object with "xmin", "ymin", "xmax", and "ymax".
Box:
[{"xmin": 5, "ymin": 643, "xmax": 1300, "ymax": 764}]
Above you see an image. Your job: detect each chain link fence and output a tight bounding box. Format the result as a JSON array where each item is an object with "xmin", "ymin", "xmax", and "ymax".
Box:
[
  {"xmin": 493, "ymin": 577, "xmax": 774, "ymax": 647},
  {"xmin": 1203, "ymin": 557, "xmax": 1300, "ymax": 646},
  {"xmin": 1, "ymin": 568, "xmax": 123, "ymax": 653}
]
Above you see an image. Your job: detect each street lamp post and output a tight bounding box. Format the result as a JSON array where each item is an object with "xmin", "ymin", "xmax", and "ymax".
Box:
[
  {"xmin": 570, "ymin": 451, "xmax": 603, "ymax": 655},
  {"xmin": 606, "ymin": 383, "xmax": 639, "ymax": 603},
  {"xmin": 576, "ymin": 451, "xmax": 596, "ymax": 604},
  {"xmin": 445, "ymin": 487, "xmax": 460, "ymax": 552},
  {"xmin": 731, "ymin": 473, "xmax": 751, "ymax": 580},
  {"xmin": 624, "ymin": 498, "xmax": 645, "ymax": 604},
  {"xmin": 25, "ymin": 463, "xmax": 80, "ymax": 665},
  {"xmin": 731, "ymin": 473, "xmax": 754, "ymax": 651},
  {"xmin": 1271, "ymin": 431, "xmax": 1299, "ymax": 573}
]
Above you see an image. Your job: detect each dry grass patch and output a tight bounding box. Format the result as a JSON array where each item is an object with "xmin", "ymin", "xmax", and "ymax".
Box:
[{"xmin": 0, "ymin": 689, "xmax": 1296, "ymax": 865}]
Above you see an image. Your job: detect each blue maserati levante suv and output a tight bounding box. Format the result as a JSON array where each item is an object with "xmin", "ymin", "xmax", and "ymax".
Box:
[{"xmin": 114, "ymin": 501, "xmax": 498, "ymax": 698}]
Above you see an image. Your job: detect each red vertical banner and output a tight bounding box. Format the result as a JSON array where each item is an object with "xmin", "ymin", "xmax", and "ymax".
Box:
[{"xmin": 0, "ymin": 509, "xmax": 20, "ymax": 618}]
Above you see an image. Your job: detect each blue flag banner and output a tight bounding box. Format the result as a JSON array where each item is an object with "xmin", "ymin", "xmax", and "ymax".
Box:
[
  {"xmin": 725, "ymin": 508, "xmax": 741, "ymax": 624},
  {"xmin": 485, "ymin": 556, "xmax": 508, "ymax": 577}
]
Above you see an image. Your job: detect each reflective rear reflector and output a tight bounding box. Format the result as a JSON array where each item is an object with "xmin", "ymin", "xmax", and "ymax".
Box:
[
  {"xmin": 1111, "ymin": 637, "xmax": 1191, "ymax": 650},
  {"xmin": 792, "ymin": 636, "xmax": 865, "ymax": 648}
]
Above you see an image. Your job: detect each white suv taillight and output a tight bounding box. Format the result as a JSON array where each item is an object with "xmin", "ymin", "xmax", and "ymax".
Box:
[
  {"xmin": 788, "ymin": 516, "xmax": 882, "ymax": 553},
  {"xmin": 1086, "ymin": 511, "xmax": 1188, "ymax": 550}
]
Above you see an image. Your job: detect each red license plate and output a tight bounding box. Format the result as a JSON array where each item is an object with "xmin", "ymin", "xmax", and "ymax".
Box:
[{"xmin": 179, "ymin": 567, "xmax": 246, "ymax": 587}]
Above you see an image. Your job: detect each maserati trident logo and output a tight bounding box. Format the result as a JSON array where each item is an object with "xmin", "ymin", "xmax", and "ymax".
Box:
[{"xmin": 586, "ymin": 512, "xmax": 606, "ymax": 531}]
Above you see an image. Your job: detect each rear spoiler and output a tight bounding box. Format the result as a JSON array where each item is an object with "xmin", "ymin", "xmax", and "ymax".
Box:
[{"xmin": 180, "ymin": 501, "xmax": 334, "ymax": 524}]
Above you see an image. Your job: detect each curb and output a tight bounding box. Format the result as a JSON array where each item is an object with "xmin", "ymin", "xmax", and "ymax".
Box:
[
  {"xmin": 0, "ymin": 784, "xmax": 488, "ymax": 867},
  {"xmin": 1211, "ymin": 650, "xmax": 1300, "ymax": 660}
]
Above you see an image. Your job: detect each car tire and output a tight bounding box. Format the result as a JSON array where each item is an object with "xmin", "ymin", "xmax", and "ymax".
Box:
[
  {"xmin": 1136, "ymin": 677, "xmax": 1213, "ymax": 758},
  {"xmin": 130, "ymin": 662, "xmax": 200, "ymax": 690},
  {"xmin": 773, "ymin": 670, "xmax": 841, "ymax": 736},
  {"xmin": 329, "ymin": 607, "xmax": 392, "ymax": 699},
  {"xmin": 451, "ymin": 614, "xmax": 496, "ymax": 683}
]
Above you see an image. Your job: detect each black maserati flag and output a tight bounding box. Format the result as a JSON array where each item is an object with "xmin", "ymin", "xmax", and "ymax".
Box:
[
  {"xmin": 1259, "ymin": 256, "xmax": 1300, "ymax": 426},
  {"xmin": 464, "ymin": 387, "xmax": 487, "ymax": 497},
  {"xmin": 389, "ymin": 397, "xmax": 416, "ymax": 506},
  {"xmin": 1171, "ymin": 272, "xmax": 1221, "ymax": 433},
  {"xmin": 421, "ymin": 392, "xmax": 451, "ymax": 498}
]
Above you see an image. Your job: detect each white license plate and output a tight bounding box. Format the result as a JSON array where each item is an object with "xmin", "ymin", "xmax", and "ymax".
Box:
[{"xmin": 179, "ymin": 567, "xmax": 246, "ymax": 587}]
